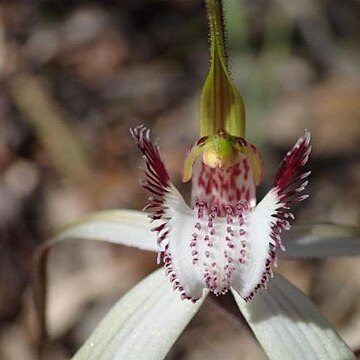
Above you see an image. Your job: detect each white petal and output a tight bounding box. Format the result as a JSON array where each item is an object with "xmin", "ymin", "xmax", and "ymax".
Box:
[
  {"xmin": 280, "ymin": 223, "xmax": 360, "ymax": 258},
  {"xmin": 53, "ymin": 209, "xmax": 157, "ymax": 252},
  {"xmin": 71, "ymin": 268, "xmax": 206, "ymax": 360},
  {"xmin": 232, "ymin": 275, "xmax": 356, "ymax": 360}
]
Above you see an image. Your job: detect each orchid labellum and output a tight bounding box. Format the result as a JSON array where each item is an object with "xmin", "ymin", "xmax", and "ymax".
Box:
[{"xmin": 34, "ymin": 1, "xmax": 360, "ymax": 359}]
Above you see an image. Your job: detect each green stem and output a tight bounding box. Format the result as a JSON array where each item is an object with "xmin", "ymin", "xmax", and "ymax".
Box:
[
  {"xmin": 200, "ymin": 0, "xmax": 246, "ymax": 138},
  {"xmin": 206, "ymin": 0, "xmax": 228, "ymax": 68}
]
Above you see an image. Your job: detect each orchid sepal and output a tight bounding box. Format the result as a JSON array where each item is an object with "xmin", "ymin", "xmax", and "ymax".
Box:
[
  {"xmin": 232, "ymin": 275, "xmax": 356, "ymax": 360},
  {"xmin": 71, "ymin": 269, "xmax": 206, "ymax": 360}
]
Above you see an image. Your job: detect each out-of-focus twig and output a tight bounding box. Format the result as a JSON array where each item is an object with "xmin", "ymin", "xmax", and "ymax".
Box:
[
  {"xmin": 0, "ymin": 6, "xmax": 5, "ymax": 75},
  {"xmin": 9, "ymin": 73, "xmax": 91, "ymax": 184}
]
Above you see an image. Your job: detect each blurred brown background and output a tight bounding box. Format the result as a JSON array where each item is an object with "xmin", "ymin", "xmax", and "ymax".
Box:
[{"xmin": 0, "ymin": 0, "xmax": 359, "ymax": 359}]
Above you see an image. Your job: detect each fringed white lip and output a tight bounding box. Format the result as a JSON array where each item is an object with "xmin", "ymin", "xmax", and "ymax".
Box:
[{"xmin": 131, "ymin": 126, "xmax": 311, "ymax": 302}]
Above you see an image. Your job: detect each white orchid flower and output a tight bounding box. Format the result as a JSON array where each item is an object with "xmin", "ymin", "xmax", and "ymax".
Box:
[{"xmin": 131, "ymin": 125, "xmax": 310, "ymax": 303}]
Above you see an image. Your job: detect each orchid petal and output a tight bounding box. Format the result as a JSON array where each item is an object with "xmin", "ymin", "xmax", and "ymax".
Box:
[
  {"xmin": 280, "ymin": 223, "xmax": 360, "ymax": 258},
  {"xmin": 183, "ymin": 137, "xmax": 209, "ymax": 182},
  {"xmin": 72, "ymin": 268, "xmax": 206, "ymax": 360},
  {"xmin": 232, "ymin": 275, "xmax": 356, "ymax": 360},
  {"xmin": 53, "ymin": 209, "xmax": 157, "ymax": 252}
]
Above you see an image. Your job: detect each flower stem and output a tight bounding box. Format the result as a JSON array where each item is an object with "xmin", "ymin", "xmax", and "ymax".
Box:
[{"xmin": 201, "ymin": 0, "xmax": 246, "ymax": 138}]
